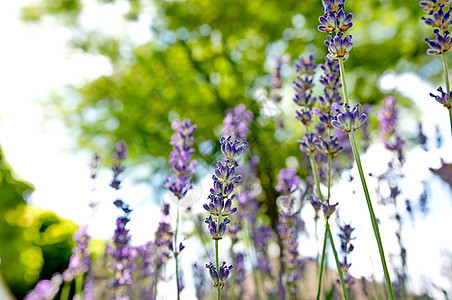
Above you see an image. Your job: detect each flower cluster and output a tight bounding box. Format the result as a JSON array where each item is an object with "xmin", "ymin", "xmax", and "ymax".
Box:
[
  {"xmin": 62, "ymin": 225, "xmax": 91, "ymax": 282},
  {"xmin": 270, "ymin": 54, "xmax": 290, "ymax": 103},
  {"xmin": 338, "ymin": 224, "xmax": 356, "ymax": 286},
  {"xmin": 378, "ymin": 97, "xmax": 404, "ymax": 156},
  {"xmin": 332, "ymin": 103, "xmax": 368, "ymax": 132},
  {"xmin": 204, "ymin": 136, "xmax": 246, "ymax": 289},
  {"xmin": 205, "ymin": 262, "xmax": 234, "ymax": 290},
  {"xmin": 421, "ymin": 1, "xmax": 452, "ymax": 55},
  {"xmin": 275, "ymin": 168, "xmax": 304, "ymax": 296},
  {"xmin": 24, "ymin": 273, "xmax": 63, "ymax": 300},
  {"xmin": 110, "ymin": 140, "xmax": 127, "ymax": 190},
  {"xmin": 165, "ymin": 119, "xmax": 197, "ymax": 199},
  {"xmin": 319, "ymin": 0, "xmax": 354, "ymax": 61},
  {"xmin": 294, "ymin": 55, "xmax": 317, "ymax": 126}
]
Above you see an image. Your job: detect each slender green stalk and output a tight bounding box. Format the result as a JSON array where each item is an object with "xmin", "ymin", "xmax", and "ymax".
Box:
[
  {"xmin": 441, "ymin": 52, "xmax": 452, "ymax": 138},
  {"xmin": 327, "ymin": 154, "xmax": 332, "ymax": 200},
  {"xmin": 349, "ymin": 131, "xmax": 394, "ymax": 300},
  {"xmin": 60, "ymin": 282, "xmax": 70, "ymax": 300},
  {"xmin": 338, "ymin": 58, "xmax": 350, "ymax": 105},
  {"xmin": 309, "ymin": 152, "xmax": 349, "ymax": 299},
  {"xmin": 174, "ymin": 203, "xmax": 181, "ymax": 300},
  {"xmin": 316, "ymin": 225, "xmax": 328, "ymax": 300},
  {"xmin": 309, "ymin": 154, "xmax": 324, "ymax": 201},
  {"xmin": 75, "ymin": 275, "xmax": 83, "ymax": 300},
  {"xmin": 215, "ymin": 238, "xmax": 221, "ymax": 300},
  {"xmin": 339, "ymin": 54, "xmax": 394, "ymax": 300},
  {"xmin": 326, "ymin": 223, "xmax": 349, "ymax": 300}
]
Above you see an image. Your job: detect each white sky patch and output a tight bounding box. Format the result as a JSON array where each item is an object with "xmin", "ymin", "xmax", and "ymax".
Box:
[{"xmin": 0, "ymin": 1, "xmax": 451, "ymax": 299}]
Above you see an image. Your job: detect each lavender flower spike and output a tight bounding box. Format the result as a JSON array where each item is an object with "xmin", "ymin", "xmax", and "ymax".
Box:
[
  {"xmin": 165, "ymin": 119, "xmax": 197, "ymax": 199},
  {"xmin": 425, "ymin": 29, "xmax": 452, "ymax": 55}
]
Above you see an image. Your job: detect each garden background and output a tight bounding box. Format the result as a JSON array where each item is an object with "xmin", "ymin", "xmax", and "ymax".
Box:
[{"xmin": 0, "ymin": 0, "xmax": 451, "ymax": 299}]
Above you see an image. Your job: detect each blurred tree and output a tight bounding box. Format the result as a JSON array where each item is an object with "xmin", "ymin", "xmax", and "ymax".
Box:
[
  {"xmin": 0, "ymin": 146, "xmax": 76, "ymax": 299},
  {"xmin": 22, "ymin": 0, "xmax": 429, "ymax": 228}
]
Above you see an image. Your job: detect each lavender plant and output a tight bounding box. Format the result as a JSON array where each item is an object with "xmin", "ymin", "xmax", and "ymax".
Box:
[
  {"xmin": 318, "ymin": 1, "xmax": 395, "ymax": 298},
  {"xmin": 294, "ymin": 54, "xmax": 348, "ymax": 300},
  {"xmin": 421, "ymin": 0, "xmax": 452, "ymax": 137},
  {"xmin": 164, "ymin": 119, "xmax": 197, "ymax": 299},
  {"xmin": 203, "ymin": 136, "xmax": 247, "ymax": 300},
  {"xmin": 338, "ymin": 224, "xmax": 356, "ymax": 288},
  {"xmin": 275, "ymin": 168, "xmax": 304, "ymax": 299},
  {"xmin": 106, "ymin": 141, "xmax": 138, "ymax": 300},
  {"xmin": 223, "ymin": 104, "xmax": 254, "ymax": 299}
]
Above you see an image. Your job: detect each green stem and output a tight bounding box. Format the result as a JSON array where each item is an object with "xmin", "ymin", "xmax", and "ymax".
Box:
[
  {"xmin": 326, "ymin": 222, "xmax": 349, "ymax": 300},
  {"xmin": 309, "ymin": 154, "xmax": 324, "ymax": 201},
  {"xmin": 348, "ymin": 131, "xmax": 394, "ymax": 300},
  {"xmin": 338, "ymin": 58, "xmax": 350, "ymax": 105},
  {"xmin": 327, "ymin": 154, "xmax": 332, "ymax": 200},
  {"xmin": 60, "ymin": 282, "xmax": 70, "ymax": 300},
  {"xmin": 316, "ymin": 225, "xmax": 328, "ymax": 300},
  {"xmin": 339, "ymin": 53, "xmax": 394, "ymax": 300},
  {"xmin": 441, "ymin": 53, "xmax": 452, "ymax": 138},
  {"xmin": 215, "ymin": 238, "xmax": 221, "ymax": 300},
  {"xmin": 75, "ymin": 275, "xmax": 83, "ymax": 300},
  {"xmin": 175, "ymin": 204, "xmax": 180, "ymax": 300}
]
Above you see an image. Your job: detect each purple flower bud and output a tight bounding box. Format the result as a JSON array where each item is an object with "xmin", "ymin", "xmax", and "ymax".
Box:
[{"xmin": 322, "ymin": 201, "xmax": 338, "ymax": 218}]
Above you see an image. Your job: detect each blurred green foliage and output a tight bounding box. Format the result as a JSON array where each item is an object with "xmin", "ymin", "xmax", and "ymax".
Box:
[
  {"xmin": 0, "ymin": 147, "xmax": 76, "ymax": 299},
  {"xmin": 21, "ymin": 0, "xmax": 432, "ymax": 226}
]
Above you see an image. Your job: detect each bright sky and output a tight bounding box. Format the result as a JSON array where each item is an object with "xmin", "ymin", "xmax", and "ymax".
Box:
[{"xmin": 0, "ymin": 1, "xmax": 451, "ymax": 299}]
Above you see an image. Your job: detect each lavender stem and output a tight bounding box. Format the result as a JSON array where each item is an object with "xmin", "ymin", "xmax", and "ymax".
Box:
[
  {"xmin": 348, "ymin": 131, "xmax": 394, "ymax": 299},
  {"xmin": 326, "ymin": 223, "xmax": 349, "ymax": 300},
  {"xmin": 316, "ymin": 225, "xmax": 328, "ymax": 300}
]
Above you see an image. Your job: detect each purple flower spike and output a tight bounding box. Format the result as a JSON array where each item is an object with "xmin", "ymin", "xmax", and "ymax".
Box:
[
  {"xmin": 110, "ymin": 140, "xmax": 128, "ymax": 190},
  {"xmin": 293, "ymin": 55, "xmax": 317, "ymax": 108},
  {"xmin": 429, "ymin": 86, "xmax": 452, "ymax": 107},
  {"xmin": 275, "ymin": 168, "xmax": 301, "ymax": 195},
  {"xmin": 425, "ymin": 29, "xmax": 452, "ymax": 55},
  {"xmin": 326, "ymin": 33, "xmax": 353, "ymax": 61},
  {"xmin": 166, "ymin": 119, "xmax": 197, "ymax": 199},
  {"xmin": 332, "ymin": 103, "xmax": 367, "ymax": 132}
]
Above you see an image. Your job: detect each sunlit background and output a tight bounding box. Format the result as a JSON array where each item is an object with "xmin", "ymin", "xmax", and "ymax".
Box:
[{"xmin": 0, "ymin": 0, "xmax": 451, "ymax": 299}]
